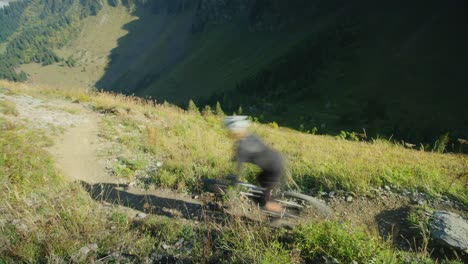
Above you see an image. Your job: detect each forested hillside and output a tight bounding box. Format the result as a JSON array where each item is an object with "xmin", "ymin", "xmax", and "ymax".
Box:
[
  {"xmin": 0, "ymin": 0, "xmax": 102, "ymax": 81},
  {"xmin": 1, "ymin": 0, "xmax": 467, "ymax": 148},
  {"xmin": 0, "ymin": 0, "xmax": 28, "ymax": 42}
]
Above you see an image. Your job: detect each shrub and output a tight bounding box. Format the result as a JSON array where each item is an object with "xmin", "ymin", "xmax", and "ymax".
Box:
[
  {"xmin": 202, "ymin": 105, "xmax": 213, "ymax": 116},
  {"xmin": 215, "ymin": 101, "xmax": 224, "ymax": 116},
  {"xmin": 187, "ymin": 99, "xmax": 200, "ymax": 114},
  {"xmin": 335, "ymin": 130, "xmax": 359, "ymax": 141},
  {"xmin": 433, "ymin": 132, "xmax": 449, "ymax": 153},
  {"xmin": 268, "ymin": 121, "xmax": 279, "ymax": 129}
]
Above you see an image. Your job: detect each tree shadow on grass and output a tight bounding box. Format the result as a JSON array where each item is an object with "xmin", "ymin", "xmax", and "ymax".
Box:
[
  {"xmin": 80, "ymin": 181, "xmax": 287, "ymax": 228},
  {"xmin": 80, "ymin": 181, "xmax": 207, "ymax": 220}
]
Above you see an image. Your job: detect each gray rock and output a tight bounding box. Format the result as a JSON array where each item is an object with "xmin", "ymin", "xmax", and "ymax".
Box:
[
  {"xmin": 328, "ymin": 191, "xmax": 336, "ymax": 198},
  {"xmin": 162, "ymin": 243, "xmax": 171, "ymax": 250},
  {"xmin": 411, "ymin": 196, "xmax": 426, "ymax": 205},
  {"xmin": 76, "ymin": 244, "xmax": 98, "ymax": 261},
  {"xmin": 175, "ymin": 238, "xmax": 185, "ymax": 248},
  {"xmin": 429, "ymin": 211, "xmax": 468, "ymax": 253},
  {"xmin": 136, "ymin": 213, "xmax": 147, "ymax": 219},
  {"xmin": 12, "ymin": 219, "xmax": 29, "ymax": 233},
  {"xmin": 88, "ymin": 243, "xmax": 98, "ymax": 251},
  {"xmin": 346, "ymin": 196, "xmax": 353, "ymax": 202},
  {"xmin": 78, "ymin": 246, "xmax": 90, "ymax": 258}
]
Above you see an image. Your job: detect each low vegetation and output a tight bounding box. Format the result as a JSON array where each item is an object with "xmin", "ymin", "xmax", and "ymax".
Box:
[
  {"xmin": 0, "ymin": 99, "xmax": 18, "ymax": 116},
  {"xmin": 0, "ymin": 80, "xmax": 466, "ymax": 263}
]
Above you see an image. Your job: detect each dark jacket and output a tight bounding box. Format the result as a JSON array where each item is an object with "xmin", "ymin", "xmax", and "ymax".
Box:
[{"xmin": 235, "ymin": 134, "xmax": 284, "ymax": 173}]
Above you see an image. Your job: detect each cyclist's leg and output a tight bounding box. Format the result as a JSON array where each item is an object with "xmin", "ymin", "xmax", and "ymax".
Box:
[{"xmin": 258, "ymin": 169, "xmax": 282, "ymax": 212}]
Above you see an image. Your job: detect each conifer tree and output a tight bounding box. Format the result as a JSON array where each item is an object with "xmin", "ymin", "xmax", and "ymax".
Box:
[
  {"xmin": 187, "ymin": 99, "xmax": 200, "ymax": 114},
  {"xmin": 215, "ymin": 101, "xmax": 224, "ymax": 116}
]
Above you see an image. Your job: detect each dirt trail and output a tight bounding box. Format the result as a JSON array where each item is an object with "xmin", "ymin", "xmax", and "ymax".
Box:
[
  {"xmin": 36, "ymin": 99, "xmax": 205, "ymax": 219},
  {"xmin": 49, "ymin": 113, "xmax": 113, "ymax": 184}
]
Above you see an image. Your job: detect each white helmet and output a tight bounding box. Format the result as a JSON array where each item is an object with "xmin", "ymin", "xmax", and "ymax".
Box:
[{"xmin": 224, "ymin": 116, "xmax": 250, "ymax": 132}]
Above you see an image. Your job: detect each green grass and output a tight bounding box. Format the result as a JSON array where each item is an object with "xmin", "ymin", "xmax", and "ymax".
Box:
[{"xmin": 294, "ymin": 221, "xmax": 389, "ymax": 263}]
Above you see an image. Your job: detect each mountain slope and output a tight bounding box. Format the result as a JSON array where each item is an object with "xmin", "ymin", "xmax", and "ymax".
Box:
[
  {"xmin": 3, "ymin": 0, "xmax": 468, "ymax": 147},
  {"xmin": 97, "ymin": 0, "xmax": 468, "ymax": 146},
  {"xmin": 0, "ymin": 0, "xmax": 103, "ymax": 81}
]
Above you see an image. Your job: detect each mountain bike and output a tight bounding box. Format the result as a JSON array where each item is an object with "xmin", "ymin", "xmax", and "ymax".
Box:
[{"xmin": 200, "ymin": 175, "xmax": 334, "ymax": 219}]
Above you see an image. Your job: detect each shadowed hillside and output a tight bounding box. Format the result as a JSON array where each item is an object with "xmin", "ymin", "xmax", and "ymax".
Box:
[{"xmin": 94, "ymin": 0, "xmax": 468, "ymax": 148}]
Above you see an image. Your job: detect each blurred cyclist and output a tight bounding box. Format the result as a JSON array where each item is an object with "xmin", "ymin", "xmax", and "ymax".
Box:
[{"xmin": 224, "ymin": 116, "xmax": 284, "ymax": 213}]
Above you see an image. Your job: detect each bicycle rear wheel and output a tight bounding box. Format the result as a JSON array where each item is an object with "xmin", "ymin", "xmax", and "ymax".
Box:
[{"xmin": 278, "ymin": 191, "xmax": 334, "ymax": 219}]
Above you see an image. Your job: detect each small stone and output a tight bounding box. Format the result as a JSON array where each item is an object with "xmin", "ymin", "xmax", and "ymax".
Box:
[
  {"xmin": 12, "ymin": 219, "xmax": 29, "ymax": 234},
  {"xmin": 346, "ymin": 196, "xmax": 353, "ymax": 202},
  {"xmin": 193, "ymin": 195, "xmax": 199, "ymax": 199},
  {"xmin": 136, "ymin": 213, "xmax": 147, "ymax": 219},
  {"xmin": 79, "ymin": 246, "xmax": 90, "ymax": 257},
  {"xmin": 328, "ymin": 191, "xmax": 336, "ymax": 198},
  {"xmin": 88, "ymin": 244, "xmax": 98, "ymax": 252},
  {"xmin": 320, "ymin": 192, "xmax": 328, "ymax": 197},
  {"xmin": 384, "ymin": 185, "xmax": 391, "ymax": 191},
  {"xmin": 411, "ymin": 198, "xmax": 425, "ymax": 205},
  {"xmin": 161, "ymin": 243, "xmax": 171, "ymax": 250},
  {"xmin": 175, "ymin": 238, "xmax": 185, "ymax": 248},
  {"xmin": 156, "ymin": 162, "xmax": 163, "ymax": 167}
]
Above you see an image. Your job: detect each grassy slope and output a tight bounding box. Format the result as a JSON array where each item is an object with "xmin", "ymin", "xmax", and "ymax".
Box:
[
  {"xmin": 1, "ymin": 80, "xmax": 466, "ymax": 263},
  {"xmin": 4, "ymin": 80, "xmax": 465, "ymax": 205},
  {"xmin": 0, "ymin": 42, "xmax": 6, "ymax": 55},
  {"xmin": 20, "ymin": 4, "xmax": 136, "ymax": 89},
  {"xmin": 94, "ymin": 2, "xmax": 347, "ymax": 104},
  {"xmin": 138, "ymin": 21, "xmax": 306, "ymax": 102},
  {"xmin": 96, "ymin": 8, "xmax": 196, "ymax": 95}
]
